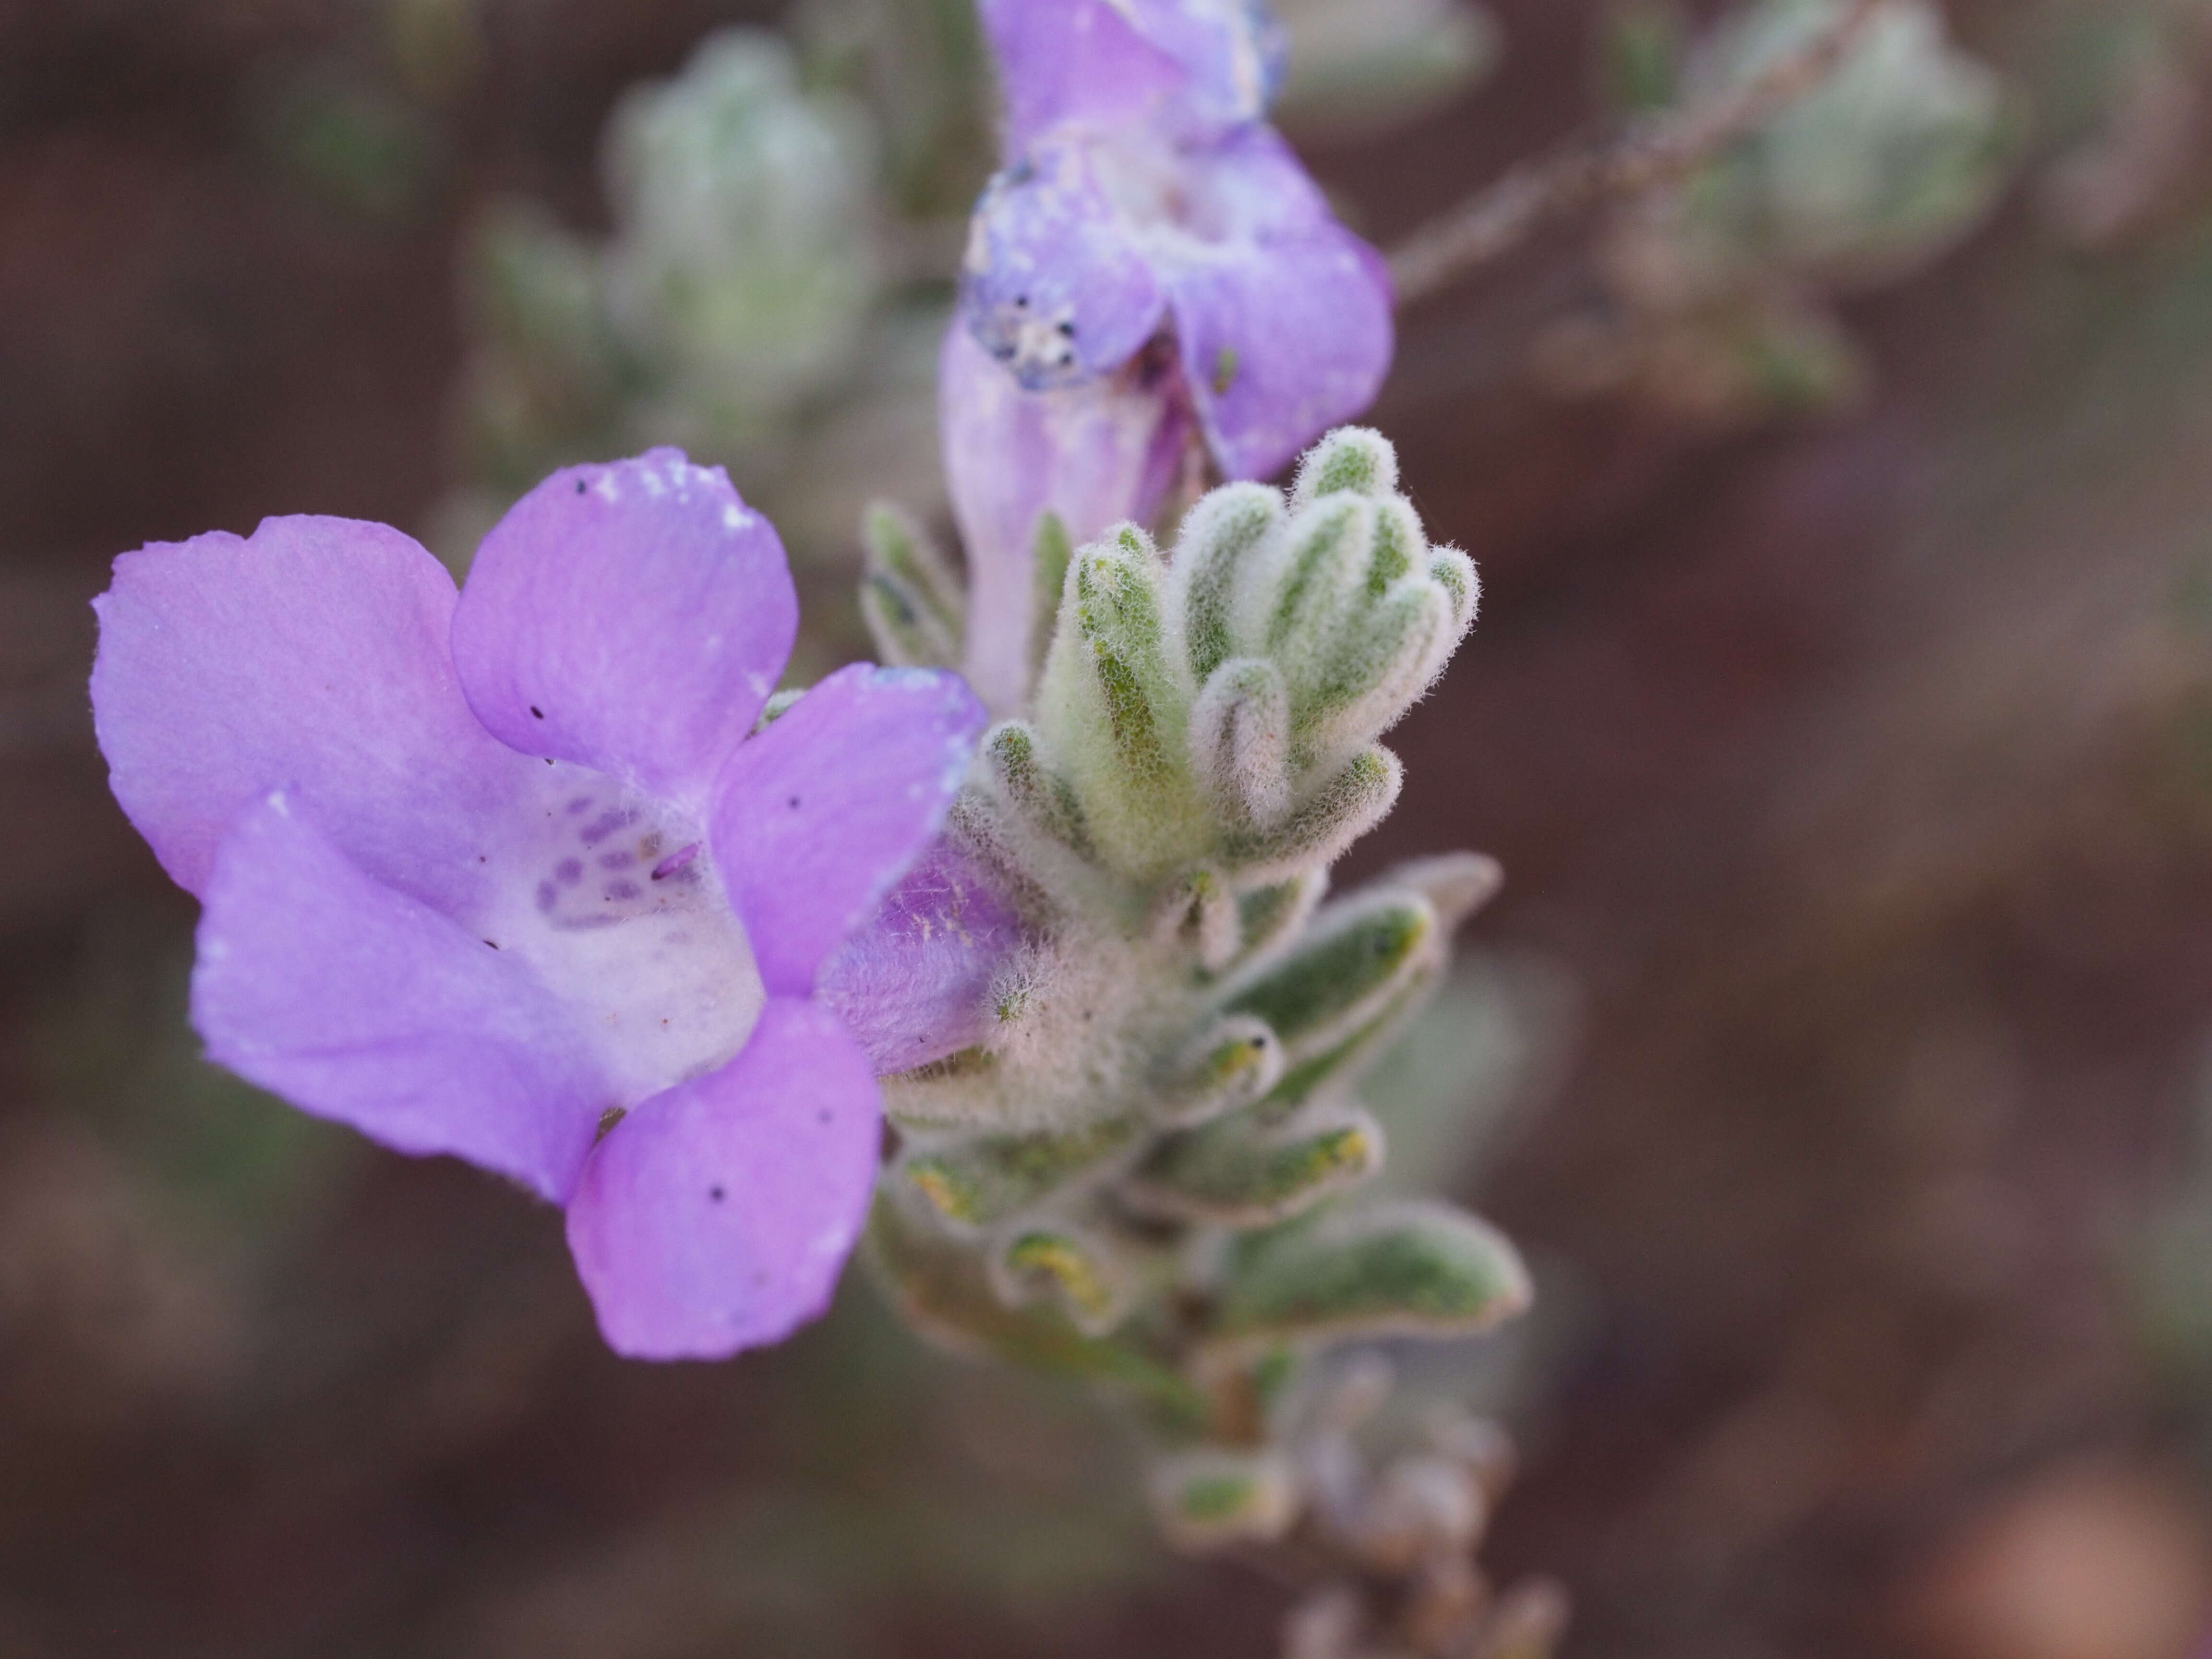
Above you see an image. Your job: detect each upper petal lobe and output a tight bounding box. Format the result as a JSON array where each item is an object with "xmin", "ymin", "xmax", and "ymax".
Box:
[
  {"xmin": 565, "ymin": 998, "xmax": 882, "ymax": 1358},
  {"xmin": 961, "ymin": 138, "xmax": 1168, "ymax": 391},
  {"xmin": 91, "ymin": 515, "xmax": 537, "ymax": 913},
  {"xmin": 451, "ymin": 449, "xmax": 798, "ymax": 805},
  {"xmin": 980, "ymin": 0, "xmax": 1283, "ymax": 149},
  {"xmin": 1155, "ymin": 128, "xmax": 1395, "ymax": 480},
  {"xmin": 711, "ymin": 664, "xmax": 987, "ymax": 996},
  {"xmin": 981, "ymin": 0, "xmax": 1187, "ymax": 150}
]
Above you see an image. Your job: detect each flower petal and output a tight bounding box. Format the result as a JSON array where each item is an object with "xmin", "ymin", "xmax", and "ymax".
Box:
[
  {"xmin": 1120, "ymin": 0, "xmax": 1287, "ymax": 129},
  {"xmin": 1158, "ymin": 130, "xmax": 1395, "ymax": 480},
  {"xmin": 961, "ymin": 137, "xmax": 1167, "ymax": 391},
  {"xmin": 450, "ymin": 449, "xmax": 797, "ymax": 805},
  {"xmin": 565, "ymin": 998, "xmax": 881, "ymax": 1358},
  {"xmin": 91, "ymin": 516, "xmax": 537, "ymax": 911},
  {"xmin": 192, "ymin": 793, "xmax": 611, "ymax": 1203},
  {"xmin": 940, "ymin": 325, "xmax": 1191, "ymax": 715},
  {"xmin": 981, "ymin": 0, "xmax": 1186, "ymax": 151},
  {"xmin": 711, "ymin": 663, "xmax": 986, "ymax": 995},
  {"xmin": 979, "ymin": 0, "xmax": 1283, "ymax": 149},
  {"xmin": 818, "ymin": 839, "xmax": 1025, "ymax": 1073}
]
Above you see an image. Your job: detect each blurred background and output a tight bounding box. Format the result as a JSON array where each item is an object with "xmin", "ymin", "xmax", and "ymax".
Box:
[{"xmin": 7, "ymin": 0, "xmax": 2212, "ymax": 1655}]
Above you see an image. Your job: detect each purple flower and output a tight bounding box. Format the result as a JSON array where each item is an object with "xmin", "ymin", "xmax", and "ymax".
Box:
[
  {"xmin": 944, "ymin": 0, "xmax": 1394, "ymax": 711},
  {"xmin": 90, "ymin": 449, "xmax": 985, "ymax": 1360}
]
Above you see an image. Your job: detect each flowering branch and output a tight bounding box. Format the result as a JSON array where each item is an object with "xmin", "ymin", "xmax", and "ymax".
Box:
[{"xmin": 1387, "ymin": 0, "xmax": 1884, "ymax": 308}]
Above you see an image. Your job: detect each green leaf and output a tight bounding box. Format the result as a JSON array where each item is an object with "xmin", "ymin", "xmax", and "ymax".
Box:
[
  {"xmin": 1027, "ymin": 509, "xmax": 1073, "ymax": 681},
  {"xmin": 1291, "ymin": 426, "xmax": 1398, "ymax": 506},
  {"xmin": 1294, "ymin": 576, "xmax": 1451, "ymax": 771},
  {"xmin": 1251, "ymin": 495, "xmax": 1370, "ymax": 660},
  {"xmin": 1231, "ymin": 874, "xmax": 1324, "ymax": 968},
  {"xmin": 1211, "ymin": 1201, "xmax": 1530, "ymax": 1350},
  {"xmin": 1125, "ymin": 1101, "xmax": 1382, "ymax": 1226},
  {"xmin": 1261, "ymin": 968, "xmax": 1440, "ymax": 1111},
  {"xmin": 1155, "ymin": 1012, "xmax": 1284, "ymax": 1125},
  {"xmin": 1381, "ymin": 851, "xmax": 1503, "ymax": 932},
  {"xmin": 1189, "ymin": 657, "xmax": 1292, "ymax": 832},
  {"xmin": 860, "ymin": 500, "xmax": 963, "ymax": 669},
  {"xmin": 1221, "ymin": 745, "xmax": 1402, "ymax": 881},
  {"xmin": 982, "ymin": 720, "xmax": 1093, "ymax": 855},
  {"xmin": 1036, "ymin": 535, "xmax": 1210, "ymax": 877},
  {"xmin": 1168, "ymin": 481, "xmax": 1284, "ymax": 685},
  {"xmin": 899, "ymin": 1116, "xmax": 1141, "ymax": 1229},
  {"xmin": 1149, "ymin": 864, "xmax": 1240, "ymax": 972},
  {"xmin": 864, "ymin": 1195, "xmax": 1209, "ymax": 1432},
  {"xmin": 1429, "ymin": 545, "xmax": 1479, "ymax": 633},
  {"xmin": 1221, "ymin": 890, "xmax": 1437, "ymax": 1061},
  {"xmin": 992, "ymin": 1222, "xmax": 1132, "ymax": 1334},
  {"xmin": 1147, "ymin": 1447, "xmax": 1298, "ymax": 1550}
]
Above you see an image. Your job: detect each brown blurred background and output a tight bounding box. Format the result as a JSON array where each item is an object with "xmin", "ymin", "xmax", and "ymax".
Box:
[{"xmin": 7, "ymin": 1, "xmax": 2212, "ymax": 1656}]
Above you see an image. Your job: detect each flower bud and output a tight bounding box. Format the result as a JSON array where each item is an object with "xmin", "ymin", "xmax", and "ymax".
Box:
[{"xmin": 860, "ymin": 500, "xmax": 964, "ymax": 671}]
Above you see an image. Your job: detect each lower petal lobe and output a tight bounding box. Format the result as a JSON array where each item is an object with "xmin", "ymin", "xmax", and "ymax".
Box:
[
  {"xmin": 192, "ymin": 794, "xmax": 613, "ymax": 1204},
  {"xmin": 565, "ymin": 998, "xmax": 881, "ymax": 1358}
]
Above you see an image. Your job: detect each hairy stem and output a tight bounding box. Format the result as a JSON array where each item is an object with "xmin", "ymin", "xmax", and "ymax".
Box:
[{"xmin": 1387, "ymin": 0, "xmax": 1882, "ymax": 308}]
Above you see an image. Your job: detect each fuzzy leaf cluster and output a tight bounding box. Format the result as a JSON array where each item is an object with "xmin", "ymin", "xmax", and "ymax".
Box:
[
  {"xmin": 861, "ymin": 430, "xmax": 1527, "ymax": 1561},
  {"xmin": 964, "ymin": 426, "xmax": 1481, "ymax": 892}
]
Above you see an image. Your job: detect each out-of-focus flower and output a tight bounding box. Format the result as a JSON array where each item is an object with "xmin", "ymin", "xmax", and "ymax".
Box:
[
  {"xmin": 2041, "ymin": 0, "xmax": 2212, "ymax": 249},
  {"xmin": 452, "ymin": 30, "xmax": 883, "ymax": 502},
  {"xmin": 943, "ymin": 0, "xmax": 1395, "ymax": 712},
  {"xmin": 1662, "ymin": 0, "xmax": 2012, "ymax": 289},
  {"xmin": 90, "ymin": 449, "xmax": 985, "ymax": 1359},
  {"xmin": 600, "ymin": 32, "xmax": 882, "ymax": 447},
  {"xmin": 1535, "ymin": 0, "xmax": 2014, "ymax": 423}
]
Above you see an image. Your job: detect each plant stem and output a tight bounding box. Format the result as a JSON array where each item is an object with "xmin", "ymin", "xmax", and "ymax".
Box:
[{"xmin": 1388, "ymin": 0, "xmax": 1882, "ymax": 308}]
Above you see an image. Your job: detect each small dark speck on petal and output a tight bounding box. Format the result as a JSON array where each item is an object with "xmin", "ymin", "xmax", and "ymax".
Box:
[
  {"xmin": 787, "ymin": 795, "xmax": 801, "ymax": 809},
  {"xmin": 482, "ymin": 939, "xmax": 499, "ymax": 949},
  {"xmin": 817, "ymin": 1110, "xmax": 831, "ymax": 1125},
  {"xmin": 530, "ymin": 706, "xmax": 544, "ymax": 719},
  {"xmin": 575, "ymin": 480, "xmax": 587, "ymax": 495},
  {"xmin": 709, "ymin": 1185, "xmax": 725, "ymax": 1202}
]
